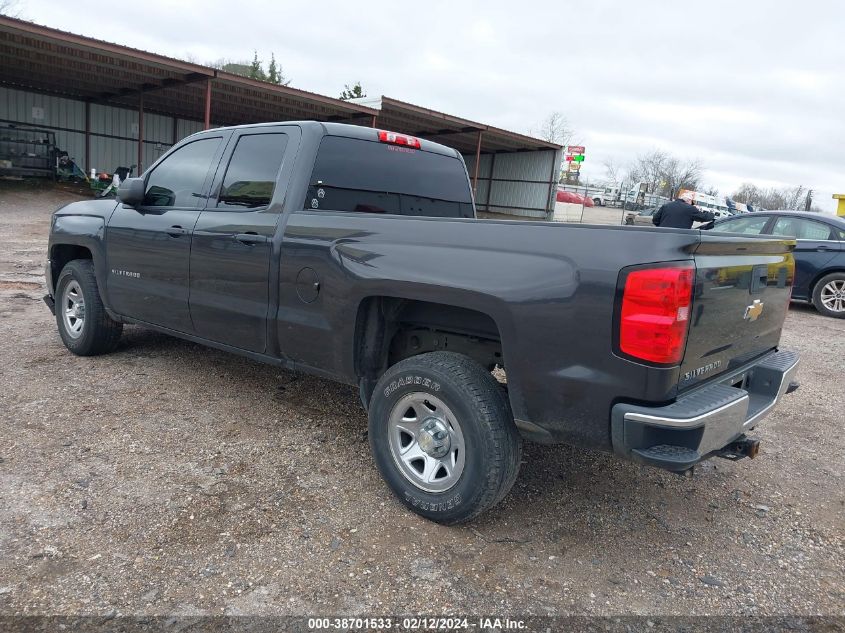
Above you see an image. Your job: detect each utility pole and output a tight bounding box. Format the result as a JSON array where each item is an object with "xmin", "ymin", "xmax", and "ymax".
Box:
[{"xmin": 805, "ymin": 189, "xmax": 813, "ymax": 211}]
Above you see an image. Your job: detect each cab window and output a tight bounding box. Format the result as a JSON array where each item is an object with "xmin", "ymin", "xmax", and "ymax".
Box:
[
  {"xmin": 715, "ymin": 215, "xmax": 769, "ymax": 235},
  {"xmin": 216, "ymin": 133, "xmax": 288, "ymax": 210},
  {"xmin": 143, "ymin": 137, "xmax": 222, "ymax": 208},
  {"xmin": 771, "ymin": 217, "xmax": 833, "ymax": 240}
]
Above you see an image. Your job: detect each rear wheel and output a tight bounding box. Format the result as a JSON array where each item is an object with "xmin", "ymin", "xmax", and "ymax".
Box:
[
  {"xmin": 812, "ymin": 272, "xmax": 845, "ymax": 318},
  {"xmin": 368, "ymin": 352, "xmax": 521, "ymax": 524},
  {"xmin": 55, "ymin": 259, "xmax": 123, "ymax": 355}
]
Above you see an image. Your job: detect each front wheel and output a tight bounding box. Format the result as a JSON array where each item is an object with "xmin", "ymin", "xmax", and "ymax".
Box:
[
  {"xmin": 368, "ymin": 352, "xmax": 521, "ymax": 524},
  {"xmin": 812, "ymin": 272, "xmax": 845, "ymax": 318},
  {"xmin": 55, "ymin": 259, "xmax": 123, "ymax": 355}
]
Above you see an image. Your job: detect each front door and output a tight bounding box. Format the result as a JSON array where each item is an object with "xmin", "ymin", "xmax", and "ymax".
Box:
[
  {"xmin": 106, "ymin": 135, "xmax": 226, "ymax": 332},
  {"xmin": 189, "ymin": 128, "xmax": 296, "ymax": 353}
]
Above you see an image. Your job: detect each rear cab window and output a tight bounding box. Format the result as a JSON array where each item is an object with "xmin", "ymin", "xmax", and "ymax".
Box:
[{"xmin": 304, "ymin": 136, "xmax": 474, "ymax": 218}]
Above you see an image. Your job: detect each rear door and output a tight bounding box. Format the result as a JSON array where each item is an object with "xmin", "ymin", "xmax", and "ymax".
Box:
[
  {"xmin": 106, "ymin": 135, "xmax": 226, "ymax": 332},
  {"xmin": 189, "ymin": 126, "xmax": 299, "ymax": 353},
  {"xmin": 679, "ymin": 232, "xmax": 795, "ymax": 391},
  {"xmin": 768, "ymin": 215, "xmax": 839, "ymax": 300}
]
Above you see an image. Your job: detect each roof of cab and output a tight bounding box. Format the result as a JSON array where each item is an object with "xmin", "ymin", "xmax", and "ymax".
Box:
[
  {"xmin": 188, "ymin": 121, "xmax": 461, "ymax": 158},
  {"xmin": 720, "ymin": 210, "xmax": 845, "ymax": 229}
]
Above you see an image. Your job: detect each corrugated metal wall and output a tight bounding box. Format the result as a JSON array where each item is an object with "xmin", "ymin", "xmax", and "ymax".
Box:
[
  {"xmin": 464, "ymin": 148, "xmax": 561, "ymax": 219},
  {"xmin": 1, "ymin": 85, "xmax": 560, "ymax": 215},
  {"xmin": 0, "ymin": 86, "xmax": 209, "ymax": 175}
]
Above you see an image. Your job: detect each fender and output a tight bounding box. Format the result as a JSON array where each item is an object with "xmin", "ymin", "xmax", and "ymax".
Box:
[
  {"xmin": 332, "ymin": 240, "xmax": 570, "ymax": 425},
  {"xmin": 48, "ymin": 201, "xmax": 120, "ymax": 318}
]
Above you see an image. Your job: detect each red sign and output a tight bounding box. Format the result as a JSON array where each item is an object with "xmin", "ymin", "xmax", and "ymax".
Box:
[
  {"xmin": 567, "ymin": 145, "xmax": 585, "ymax": 154},
  {"xmin": 565, "ymin": 155, "xmax": 573, "ymax": 162}
]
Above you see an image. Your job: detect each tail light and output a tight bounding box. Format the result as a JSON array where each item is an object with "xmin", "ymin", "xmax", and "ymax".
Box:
[
  {"xmin": 619, "ymin": 265, "xmax": 695, "ymax": 364},
  {"xmin": 378, "ymin": 130, "xmax": 421, "ymax": 149}
]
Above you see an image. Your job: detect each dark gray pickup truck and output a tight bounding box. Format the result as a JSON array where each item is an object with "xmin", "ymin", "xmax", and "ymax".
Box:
[{"xmin": 44, "ymin": 121, "xmax": 799, "ymax": 523}]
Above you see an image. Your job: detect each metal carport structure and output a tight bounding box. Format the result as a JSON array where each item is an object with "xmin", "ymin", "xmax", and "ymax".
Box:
[{"xmin": 0, "ymin": 15, "xmax": 561, "ymax": 218}]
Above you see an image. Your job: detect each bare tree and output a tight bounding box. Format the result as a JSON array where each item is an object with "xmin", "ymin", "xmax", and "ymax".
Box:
[
  {"xmin": 703, "ymin": 185, "xmax": 720, "ymax": 197},
  {"xmin": 662, "ymin": 156, "xmax": 703, "ymax": 198},
  {"xmin": 782, "ymin": 185, "xmax": 806, "ymax": 210},
  {"xmin": 0, "ymin": 0, "xmax": 22, "ymax": 16},
  {"xmin": 628, "ymin": 149, "xmax": 669, "ymax": 195},
  {"xmin": 534, "ymin": 111, "xmax": 575, "ymax": 148},
  {"xmin": 731, "ymin": 182, "xmax": 762, "ymax": 206},
  {"xmin": 602, "ymin": 158, "xmax": 622, "ymax": 185},
  {"xmin": 624, "ymin": 150, "xmax": 702, "ymax": 198},
  {"xmin": 731, "ymin": 182, "xmax": 808, "ymax": 210}
]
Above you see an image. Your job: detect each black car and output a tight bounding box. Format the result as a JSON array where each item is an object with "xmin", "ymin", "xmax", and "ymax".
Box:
[{"xmin": 714, "ymin": 211, "xmax": 845, "ymax": 318}]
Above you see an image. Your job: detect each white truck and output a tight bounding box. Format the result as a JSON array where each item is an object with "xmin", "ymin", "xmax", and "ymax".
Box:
[
  {"xmin": 597, "ymin": 183, "xmax": 669, "ymax": 210},
  {"xmin": 678, "ymin": 189, "xmax": 732, "ymax": 219}
]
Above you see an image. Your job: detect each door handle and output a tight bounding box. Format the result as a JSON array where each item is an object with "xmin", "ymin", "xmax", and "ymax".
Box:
[
  {"xmin": 234, "ymin": 232, "xmax": 269, "ymax": 245},
  {"xmin": 167, "ymin": 225, "xmax": 188, "ymax": 238},
  {"xmin": 816, "ymin": 245, "xmax": 832, "ymax": 251}
]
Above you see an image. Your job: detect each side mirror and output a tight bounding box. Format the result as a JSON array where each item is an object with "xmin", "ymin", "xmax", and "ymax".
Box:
[{"xmin": 117, "ymin": 177, "xmax": 145, "ymax": 207}]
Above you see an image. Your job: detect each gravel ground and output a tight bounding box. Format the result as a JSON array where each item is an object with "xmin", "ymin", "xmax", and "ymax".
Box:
[{"xmin": 0, "ymin": 182, "xmax": 843, "ymax": 618}]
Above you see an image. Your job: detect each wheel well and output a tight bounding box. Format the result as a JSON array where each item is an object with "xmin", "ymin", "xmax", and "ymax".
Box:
[
  {"xmin": 50, "ymin": 244, "xmax": 92, "ymax": 292},
  {"xmin": 354, "ymin": 297, "xmax": 504, "ymax": 405},
  {"xmin": 810, "ymin": 268, "xmax": 845, "ymax": 297}
]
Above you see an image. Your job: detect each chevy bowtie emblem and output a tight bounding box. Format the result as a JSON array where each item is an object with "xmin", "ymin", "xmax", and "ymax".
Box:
[{"xmin": 744, "ymin": 299, "xmax": 764, "ymax": 321}]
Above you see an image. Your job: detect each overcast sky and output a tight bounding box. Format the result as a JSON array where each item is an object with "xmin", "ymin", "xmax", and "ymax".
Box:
[{"xmin": 21, "ymin": 0, "xmax": 844, "ymax": 212}]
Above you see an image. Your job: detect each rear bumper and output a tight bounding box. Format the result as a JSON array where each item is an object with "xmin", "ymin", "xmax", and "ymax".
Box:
[{"xmin": 611, "ymin": 349, "xmax": 799, "ymax": 472}]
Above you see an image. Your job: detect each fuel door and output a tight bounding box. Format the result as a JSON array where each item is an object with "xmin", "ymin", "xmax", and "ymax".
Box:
[{"xmin": 295, "ymin": 267, "xmax": 320, "ymax": 303}]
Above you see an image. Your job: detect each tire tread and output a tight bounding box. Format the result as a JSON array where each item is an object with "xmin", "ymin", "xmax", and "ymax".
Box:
[
  {"xmin": 812, "ymin": 272, "xmax": 845, "ymax": 319},
  {"xmin": 371, "ymin": 351, "xmax": 521, "ymax": 524},
  {"xmin": 56, "ymin": 259, "xmax": 123, "ymax": 355}
]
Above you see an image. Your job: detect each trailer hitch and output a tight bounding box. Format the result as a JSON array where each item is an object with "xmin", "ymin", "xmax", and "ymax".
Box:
[{"xmin": 717, "ymin": 435, "xmax": 760, "ymax": 461}]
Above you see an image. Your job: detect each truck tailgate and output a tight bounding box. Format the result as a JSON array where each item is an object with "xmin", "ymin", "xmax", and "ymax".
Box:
[{"xmin": 680, "ymin": 233, "xmax": 795, "ymax": 391}]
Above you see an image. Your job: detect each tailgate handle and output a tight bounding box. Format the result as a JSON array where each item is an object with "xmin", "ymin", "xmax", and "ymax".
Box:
[{"xmin": 750, "ymin": 265, "xmax": 768, "ymax": 294}]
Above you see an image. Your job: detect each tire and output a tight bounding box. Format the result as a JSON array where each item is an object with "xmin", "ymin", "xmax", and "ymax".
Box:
[
  {"xmin": 368, "ymin": 351, "xmax": 521, "ymax": 524},
  {"xmin": 812, "ymin": 272, "xmax": 845, "ymax": 318},
  {"xmin": 593, "ymin": 198, "xmax": 602, "ymax": 207},
  {"xmin": 55, "ymin": 259, "xmax": 123, "ymax": 355}
]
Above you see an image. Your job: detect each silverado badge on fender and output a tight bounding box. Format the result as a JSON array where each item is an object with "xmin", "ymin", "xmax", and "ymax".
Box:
[{"xmin": 744, "ymin": 300, "xmax": 764, "ymax": 322}]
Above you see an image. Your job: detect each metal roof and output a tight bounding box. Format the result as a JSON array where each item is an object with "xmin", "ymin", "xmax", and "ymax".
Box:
[
  {"xmin": 0, "ymin": 15, "xmax": 560, "ymax": 154},
  {"xmin": 354, "ymin": 96, "xmax": 561, "ymax": 153},
  {"xmin": 0, "ymin": 16, "xmax": 377, "ymax": 125}
]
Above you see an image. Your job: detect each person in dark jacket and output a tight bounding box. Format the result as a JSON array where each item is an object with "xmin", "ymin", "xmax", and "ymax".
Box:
[{"xmin": 652, "ymin": 193, "xmax": 715, "ymax": 228}]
